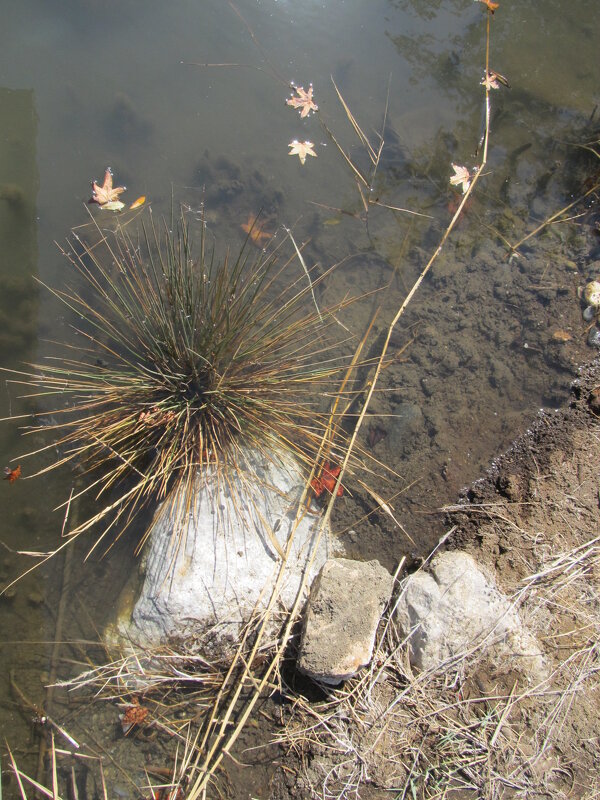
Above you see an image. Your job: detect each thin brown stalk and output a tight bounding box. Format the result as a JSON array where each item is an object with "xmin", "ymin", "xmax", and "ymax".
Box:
[{"xmin": 511, "ymin": 180, "xmax": 600, "ymax": 251}]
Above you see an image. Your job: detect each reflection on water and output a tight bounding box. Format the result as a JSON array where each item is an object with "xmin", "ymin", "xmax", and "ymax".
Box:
[{"xmin": 0, "ymin": 0, "xmax": 598, "ymax": 789}]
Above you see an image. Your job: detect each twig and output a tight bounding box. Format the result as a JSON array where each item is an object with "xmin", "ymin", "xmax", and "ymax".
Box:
[
  {"xmin": 9, "ymin": 671, "xmax": 79, "ymax": 751},
  {"xmin": 283, "ymin": 227, "xmax": 322, "ymax": 321},
  {"xmin": 510, "ymin": 181, "xmax": 600, "ymax": 251}
]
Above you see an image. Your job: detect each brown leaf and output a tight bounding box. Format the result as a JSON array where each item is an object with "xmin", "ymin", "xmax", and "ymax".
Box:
[
  {"xmin": 121, "ymin": 702, "xmax": 149, "ymax": 735},
  {"xmin": 89, "ymin": 167, "xmax": 126, "ymax": 206},
  {"xmin": 286, "ymin": 84, "xmax": 318, "ymax": 118},
  {"xmin": 241, "ymin": 213, "xmax": 273, "ymax": 246},
  {"xmin": 552, "ymin": 329, "xmax": 572, "ymax": 342},
  {"xmin": 450, "ymin": 164, "xmax": 472, "ymax": 194},
  {"xmin": 475, "ymin": 0, "xmax": 499, "ymax": 12},
  {"xmin": 288, "ymin": 140, "xmax": 317, "ymax": 165},
  {"xmin": 3, "ymin": 465, "xmax": 21, "ymax": 483},
  {"xmin": 129, "ymin": 195, "xmax": 146, "ymax": 210}
]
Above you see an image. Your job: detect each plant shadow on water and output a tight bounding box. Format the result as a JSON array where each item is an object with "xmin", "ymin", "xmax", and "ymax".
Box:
[{"xmin": 1, "ymin": 0, "xmax": 600, "ymax": 797}]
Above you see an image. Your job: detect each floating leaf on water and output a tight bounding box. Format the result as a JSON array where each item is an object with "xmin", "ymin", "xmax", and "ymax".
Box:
[
  {"xmin": 89, "ymin": 167, "xmax": 126, "ymax": 206},
  {"xmin": 475, "ymin": 0, "xmax": 499, "ymax": 12},
  {"xmin": 102, "ymin": 200, "xmax": 126, "ymax": 212},
  {"xmin": 481, "ymin": 69, "xmax": 510, "ymax": 90},
  {"xmin": 450, "ymin": 163, "xmax": 472, "ymax": 194},
  {"xmin": 288, "ymin": 140, "xmax": 317, "ymax": 165},
  {"xmin": 3, "ymin": 464, "xmax": 21, "ymax": 483},
  {"xmin": 286, "ymin": 84, "xmax": 318, "ymax": 118},
  {"xmin": 130, "ymin": 195, "xmax": 146, "ymax": 210}
]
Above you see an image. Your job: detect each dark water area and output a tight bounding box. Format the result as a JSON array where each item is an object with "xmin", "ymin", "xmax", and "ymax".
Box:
[{"xmin": 0, "ymin": 0, "xmax": 598, "ymax": 794}]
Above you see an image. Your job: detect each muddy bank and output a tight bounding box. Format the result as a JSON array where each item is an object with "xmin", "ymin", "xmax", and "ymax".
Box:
[
  {"xmin": 273, "ymin": 356, "xmax": 600, "ymax": 800},
  {"xmin": 446, "ymin": 355, "xmax": 600, "ymax": 562}
]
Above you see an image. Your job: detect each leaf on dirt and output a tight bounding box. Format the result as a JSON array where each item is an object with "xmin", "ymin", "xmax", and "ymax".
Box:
[
  {"xmin": 288, "ymin": 140, "xmax": 317, "ymax": 165},
  {"xmin": 89, "ymin": 167, "xmax": 126, "ymax": 206},
  {"xmin": 450, "ymin": 164, "xmax": 472, "ymax": 194},
  {"xmin": 121, "ymin": 701, "xmax": 149, "ymax": 735},
  {"xmin": 102, "ymin": 200, "xmax": 125, "ymax": 212},
  {"xmin": 286, "ymin": 84, "xmax": 318, "ymax": 118},
  {"xmin": 552, "ymin": 330, "xmax": 573, "ymax": 342}
]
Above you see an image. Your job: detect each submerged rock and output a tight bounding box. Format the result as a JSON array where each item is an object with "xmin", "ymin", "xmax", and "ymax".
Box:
[
  {"xmin": 395, "ymin": 550, "xmax": 544, "ymax": 677},
  {"xmin": 297, "ymin": 558, "xmax": 393, "ymax": 685},
  {"xmin": 110, "ymin": 448, "xmax": 332, "ymax": 649}
]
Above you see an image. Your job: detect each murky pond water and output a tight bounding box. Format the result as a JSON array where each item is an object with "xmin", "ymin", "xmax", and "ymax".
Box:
[{"xmin": 0, "ymin": 0, "xmax": 598, "ymax": 794}]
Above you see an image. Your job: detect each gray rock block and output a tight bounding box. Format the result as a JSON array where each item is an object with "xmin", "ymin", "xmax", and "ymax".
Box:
[
  {"xmin": 297, "ymin": 558, "xmax": 393, "ymax": 684},
  {"xmin": 395, "ymin": 550, "xmax": 545, "ymax": 676},
  {"xmin": 111, "ymin": 447, "xmax": 331, "ymax": 649}
]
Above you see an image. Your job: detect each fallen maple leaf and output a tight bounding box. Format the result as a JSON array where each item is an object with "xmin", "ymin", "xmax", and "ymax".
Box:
[
  {"xmin": 310, "ymin": 461, "xmax": 343, "ymax": 499},
  {"xmin": 241, "ymin": 213, "xmax": 273, "ymax": 246},
  {"xmin": 121, "ymin": 700, "xmax": 149, "ymax": 735},
  {"xmin": 475, "ymin": 0, "xmax": 499, "ymax": 12},
  {"xmin": 450, "ymin": 163, "xmax": 472, "ymax": 194},
  {"xmin": 89, "ymin": 167, "xmax": 126, "ymax": 206},
  {"xmin": 3, "ymin": 465, "xmax": 21, "ymax": 483},
  {"xmin": 481, "ymin": 69, "xmax": 510, "ymax": 90},
  {"xmin": 286, "ymin": 84, "xmax": 318, "ymax": 118},
  {"xmin": 288, "ymin": 140, "xmax": 317, "ymax": 165}
]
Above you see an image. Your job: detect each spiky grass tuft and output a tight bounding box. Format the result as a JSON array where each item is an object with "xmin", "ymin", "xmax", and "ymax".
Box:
[{"xmin": 10, "ymin": 209, "xmax": 358, "ymax": 551}]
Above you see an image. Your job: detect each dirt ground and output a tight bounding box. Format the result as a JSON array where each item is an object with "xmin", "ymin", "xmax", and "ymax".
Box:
[
  {"xmin": 269, "ymin": 357, "xmax": 600, "ymax": 800},
  {"xmin": 443, "ymin": 357, "xmax": 600, "ymax": 799}
]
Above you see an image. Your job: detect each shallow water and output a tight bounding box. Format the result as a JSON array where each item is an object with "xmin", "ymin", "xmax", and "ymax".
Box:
[{"xmin": 0, "ymin": 0, "xmax": 598, "ymax": 793}]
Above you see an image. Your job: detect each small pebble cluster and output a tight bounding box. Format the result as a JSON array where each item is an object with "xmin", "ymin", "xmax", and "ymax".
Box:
[{"xmin": 580, "ymin": 280, "xmax": 600, "ymax": 347}]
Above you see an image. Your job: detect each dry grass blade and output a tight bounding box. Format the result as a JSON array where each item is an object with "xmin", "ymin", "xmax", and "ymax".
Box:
[
  {"xmin": 511, "ymin": 180, "xmax": 600, "ymax": 251},
  {"xmin": 331, "ymin": 76, "xmax": 378, "ymax": 165},
  {"xmin": 283, "ymin": 226, "xmax": 322, "ymax": 321},
  {"xmin": 356, "ymin": 478, "xmax": 415, "ymax": 544},
  {"xmin": 7, "ymin": 737, "xmax": 61, "ymax": 800}
]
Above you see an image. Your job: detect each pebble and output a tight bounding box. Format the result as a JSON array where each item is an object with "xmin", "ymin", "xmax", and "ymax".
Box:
[
  {"xmin": 587, "ymin": 328, "xmax": 600, "ymax": 348},
  {"xmin": 1, "ymin": 586, "xmax": 17, "ymax": 602},
  {"xmin": 27, "ymin": 590, "xmax": 44, "ymax": 606},
  {"xmin": 583, "ymin": 305, "xmax": 596, "ymax": 322}
]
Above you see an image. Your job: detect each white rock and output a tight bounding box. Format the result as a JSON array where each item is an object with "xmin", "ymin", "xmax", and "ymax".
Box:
[
  {"xmin": 114, "ymin": 448, "xmax": 332, "ymax": 648},
  {"xmin": 395, "ymin": 551, "xmax": 545, "ymax": 677},
  {"xmin": 297, "ymin": 558, "xmax": 393, "ymax": 684}
]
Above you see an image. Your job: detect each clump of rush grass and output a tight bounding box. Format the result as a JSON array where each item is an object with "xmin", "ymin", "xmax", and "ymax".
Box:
[{"xmin": 9, "ymin": 208, "xmax": 358, "ymax": 554}]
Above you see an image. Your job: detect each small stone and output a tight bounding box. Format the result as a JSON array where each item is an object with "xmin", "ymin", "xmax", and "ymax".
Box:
[
  {"xmin": 387, "ymin": 403, "xmax": 426, "ymax": 457},
  {"xmin": 420, "ymin": 377, "xmax": 434, "ymax": 397},
  {"xmin": 584, "ymin": 280, "xmax": 600, "ymax": 309},
  {"xmin": 395, "ymin": 551, "xmax": 545, "ymax": 678},
  {"xmin": 297, "ymin": 558, "xmax": 393, "ymax": 684},
  {"xmin": 27, "ymin": 589, "xmax": 44, "ymax": 606},
  {"xmin": 587, "ymin": 328, "xmax": 600, "ymax": 348},
  {"xmin": 1, "ymin": 586, "xmax": 17, "ymax": 602}
]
